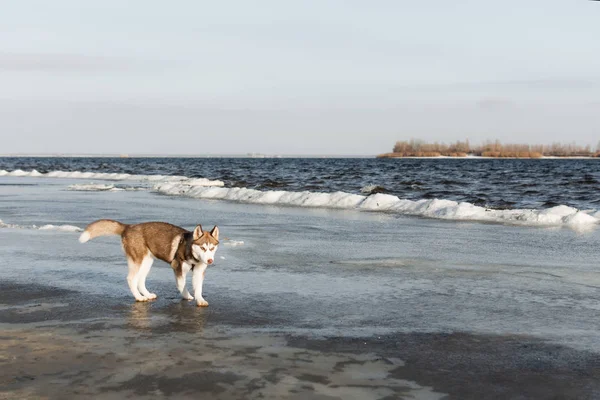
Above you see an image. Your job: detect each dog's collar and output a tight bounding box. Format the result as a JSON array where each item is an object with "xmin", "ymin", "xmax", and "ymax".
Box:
[
  {"xmin": 181, "ymin": 234, "xmax": 202, "ymax": 265},
  {"xmin": 190, "ymin": 252, "xmax": 201, "ymax": 265}
]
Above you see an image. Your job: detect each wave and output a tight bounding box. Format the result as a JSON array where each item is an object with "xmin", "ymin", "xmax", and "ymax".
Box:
[
  {"xmin": 3, "ymin": 169, "xmax": 599, "ymax": 229},
  {"xmin": 154, "ymin": 182, "xmax": 599, "ymax": 229},
  {"xmin": 360, "ymin": 185, "xmax": 389, "ymax": 195},
  {"xmin": 0, "ymin": 169, "xmax": 224, "ymax": 187},
  {"xmin": 0, "ymin": 219, "xmax": 82, "ymax": 232}
]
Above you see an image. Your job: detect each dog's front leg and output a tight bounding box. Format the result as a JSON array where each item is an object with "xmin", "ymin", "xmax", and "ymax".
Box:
[
  {"xmin": 172, "ymin": 261, "xmax": 193, "ymax": 300},
  {"xmin": 192, "ymin": 264, "xmax": 208, "ymax": 307}
]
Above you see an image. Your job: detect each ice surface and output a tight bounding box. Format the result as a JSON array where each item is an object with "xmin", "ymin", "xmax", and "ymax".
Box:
[
  {"xmin": 1, "ymin": 176, "xmax": 600, "ymax": 354},
  {"xmin": 1, "ymin": 175, "xmax": 600, "ymax": 353}
]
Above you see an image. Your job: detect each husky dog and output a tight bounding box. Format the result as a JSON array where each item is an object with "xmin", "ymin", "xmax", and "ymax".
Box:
[{"xmin": 79, "ymin": 219, "xmax": 219, "ymax": 307}]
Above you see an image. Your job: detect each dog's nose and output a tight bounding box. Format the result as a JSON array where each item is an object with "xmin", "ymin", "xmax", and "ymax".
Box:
[{"xmin": 207, "ymin": 259, "xmax": 213, "ymax": 264}]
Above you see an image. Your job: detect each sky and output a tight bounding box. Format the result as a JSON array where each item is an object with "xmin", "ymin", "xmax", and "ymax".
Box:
[{"xmin": 0, "ymin": 0, "xmax": 599, "ymax": 155}]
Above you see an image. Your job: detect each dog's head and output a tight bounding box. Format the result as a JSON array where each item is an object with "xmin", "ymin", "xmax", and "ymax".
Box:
[{"xmin": 191, "ymin": 225, "xmax": 219, "ymax": 265}]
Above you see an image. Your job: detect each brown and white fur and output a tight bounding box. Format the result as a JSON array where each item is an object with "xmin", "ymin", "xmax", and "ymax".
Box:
[{"xmin": 78, "ymin": 219, "xmax": 219, "ymax": 307}]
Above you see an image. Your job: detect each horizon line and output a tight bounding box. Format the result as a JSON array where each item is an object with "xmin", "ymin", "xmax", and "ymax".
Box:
[{"xmin": 0, "ymin": 153, "xmax": 375, "ymax": 158}]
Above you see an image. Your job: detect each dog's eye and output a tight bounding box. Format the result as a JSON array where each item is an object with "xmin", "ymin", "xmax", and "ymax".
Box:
[
  {"xmin": 201, "ymin": 247, "xmax": 207, "ymax": 251},
  {"xmin": 209, "ymin": 247, "xmax": 215, "ymax": 251}
]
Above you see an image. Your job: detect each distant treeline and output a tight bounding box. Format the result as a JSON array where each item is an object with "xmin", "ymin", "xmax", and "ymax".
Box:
[{"xmin": 378, "ymin": 140, "xmax": 600, "ymax": 158}]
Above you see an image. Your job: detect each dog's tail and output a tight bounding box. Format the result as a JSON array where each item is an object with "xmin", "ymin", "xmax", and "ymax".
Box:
[{"xmin": 79, "ymin": 219, "xmax": 128, "ymax": 243}]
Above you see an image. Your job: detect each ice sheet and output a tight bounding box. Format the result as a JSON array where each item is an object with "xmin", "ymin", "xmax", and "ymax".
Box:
[{"xmin": 1, "ymin": 175, "xmax": 599, "ymax": 353}]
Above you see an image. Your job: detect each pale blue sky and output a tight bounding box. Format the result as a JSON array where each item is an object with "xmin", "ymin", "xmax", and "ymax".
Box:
[{"xmin": 0, "ymin": 0, "xmax": 599, "ymax": 155}]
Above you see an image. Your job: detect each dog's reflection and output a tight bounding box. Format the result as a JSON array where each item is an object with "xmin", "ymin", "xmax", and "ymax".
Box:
[
  {"xmin": 127, "ymin": 299, "xmax": 209, "ymax": 333},
  {"xmin": 166, "ymin": 300, "xmax": 209, "ymax": 333},
  {"xmin": 127, "ymin": 301, "xmax": 152, "ymax": 331}
]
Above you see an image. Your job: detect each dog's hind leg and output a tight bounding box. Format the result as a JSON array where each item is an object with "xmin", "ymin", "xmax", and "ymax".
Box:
[
  {"xmin": 172, "ymin": 261, "xmax": 193, "ymax": 300},
  {"xmin": 137, "ymin": 254, "xmax": 156, "ymax": 300},
  {"xmin": 127, "ymin": 258, "xmax": 148, "ymax": 302}
]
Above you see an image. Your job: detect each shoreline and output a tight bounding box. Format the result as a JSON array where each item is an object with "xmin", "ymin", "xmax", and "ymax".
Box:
[{"xmin": 1, "ymin": 170, "xmax": 599, "ymax": 231}]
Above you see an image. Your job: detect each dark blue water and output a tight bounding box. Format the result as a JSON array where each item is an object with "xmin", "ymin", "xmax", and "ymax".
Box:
[{"xmin": 1, "ymin": 157, "xmax": 599, "ymax": 211}]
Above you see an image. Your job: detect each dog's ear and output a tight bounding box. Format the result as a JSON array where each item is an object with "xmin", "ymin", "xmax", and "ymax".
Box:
[
  {"xmin": 210, "ymin": 225, "xmax": 219, "ymax": 241},
  {"xmin": 193, "ymin": 224, "xmax": 203, "ymax": 240}
]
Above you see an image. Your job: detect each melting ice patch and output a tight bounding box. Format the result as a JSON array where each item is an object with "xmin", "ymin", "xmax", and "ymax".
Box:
[
  {"xmin": 0, "ymin": 219, "xmax": 82, "ymax": 232},
  {"xmin": 223, "ymin": 240, "xmax": 245, "ymax": 246},
  {"xmin": 38, "ymin": 224, "xmax": 83, "ymax": 232},
  {"xmin": 68, "ymin": 183, "xmax": 119, "ymax": 191},
  {"xmin": 0, "ymin": 169, "xmax": 224, "ymax": 187},
  {"xmin": 66, "ymin": 183, "xmax": 147, "ymax": 192},
  {"xmin": 154, "ymin": 182, "xmax": 599, "ymax": 229}
]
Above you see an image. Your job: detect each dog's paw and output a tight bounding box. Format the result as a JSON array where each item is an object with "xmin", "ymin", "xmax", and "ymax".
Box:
[
  {"xmin": 147, "ymin": 293, "xmax": 157, "ymax": 300},
  {"xmin": 182, "ymin": 294, "xmax": 194, "ymax": 301},
  {"xmin": 196, "ymin": 299, "xmax": 209, "ymax": 307},
  {"xmin": 135, "ymin": 296, "xmax": 149, "ymax": 302}
]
